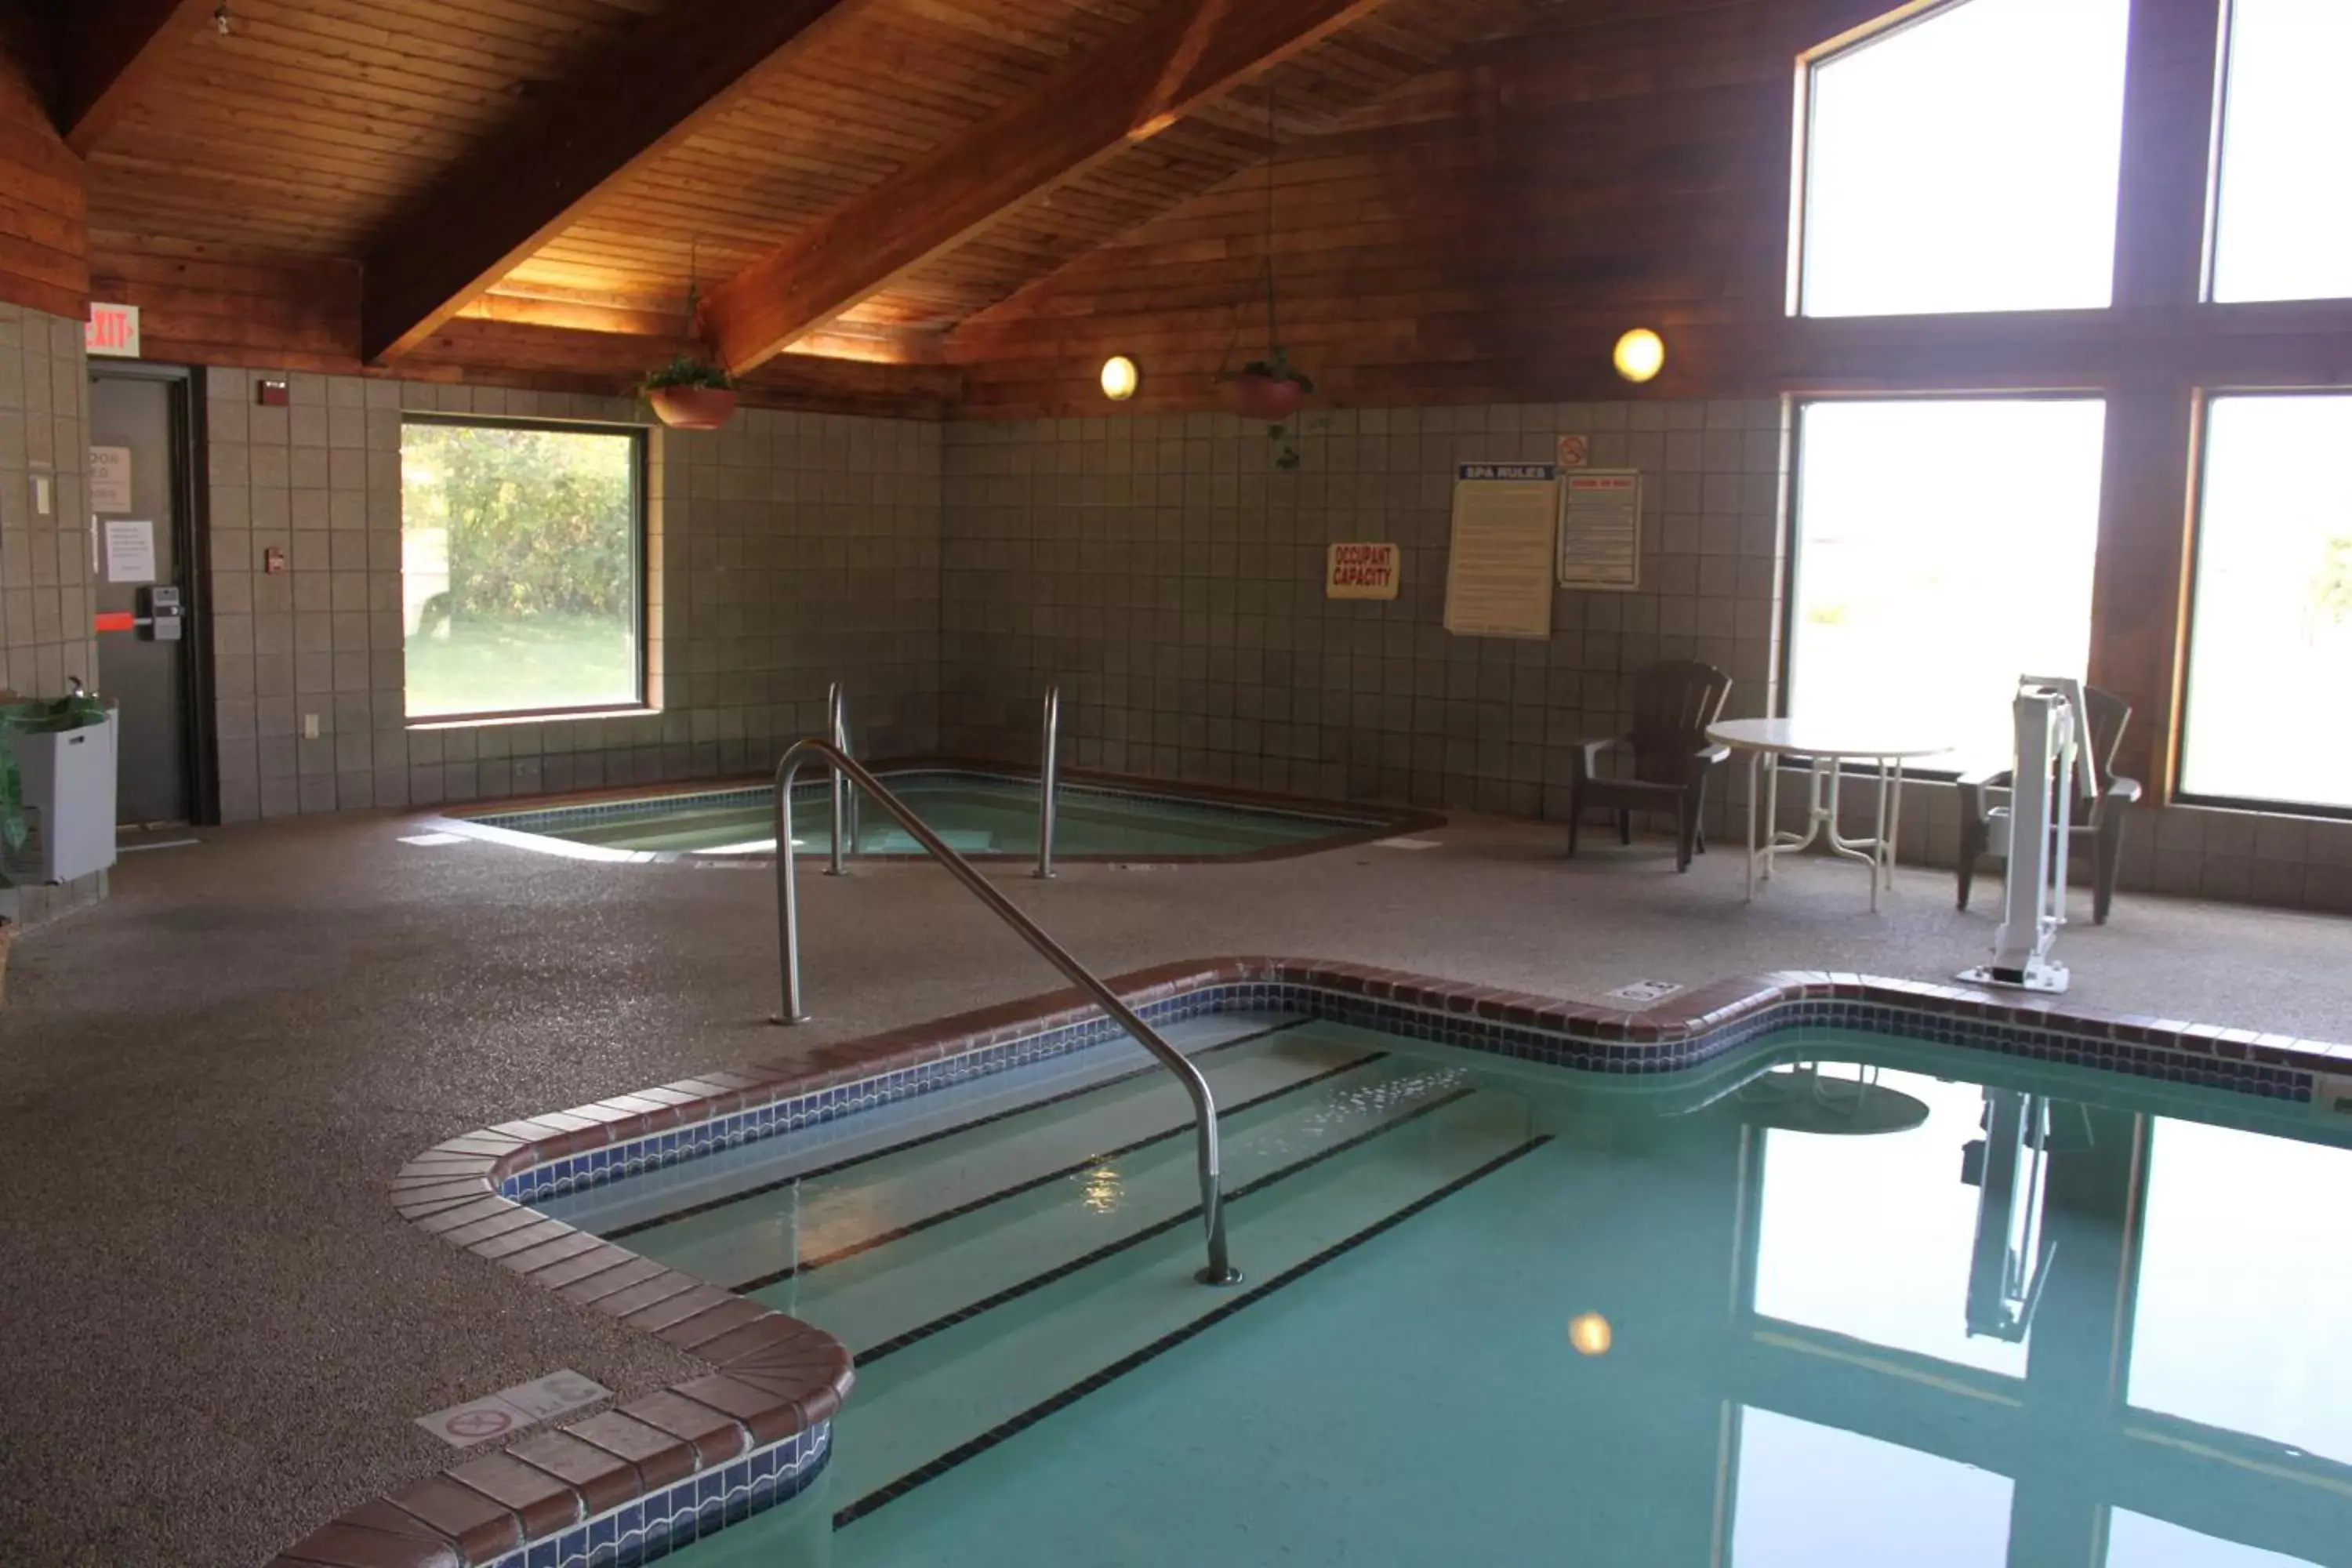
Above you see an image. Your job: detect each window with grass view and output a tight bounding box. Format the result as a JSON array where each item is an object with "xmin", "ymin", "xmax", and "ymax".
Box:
[
  {"xmin": 1795, "ymin": 0, "xmax": 2130, "ymax": 318},
  {"xmin": 401, "ymin": 419, "xmax": 644, "ymax": 720},
  {"xmin": 2180, "ymin": 395, "xmax": 2352, "ymax": 812},
  {"xmin": 2209, "ymin": 0, "xmax": 2352, "ymax": 303},
  {"xmin": 1788, "ymin": 400, "xmax": 2106, "ymax": 771}
]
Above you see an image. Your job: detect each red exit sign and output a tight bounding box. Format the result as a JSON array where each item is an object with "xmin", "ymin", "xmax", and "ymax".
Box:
[{"xmin": 86, "ymin": 302, "xmax": 141, "ymax": 358}]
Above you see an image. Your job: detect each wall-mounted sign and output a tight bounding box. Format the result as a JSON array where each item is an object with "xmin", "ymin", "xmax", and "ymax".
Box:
[
  {"xmin": 85, "ymin": 302, "xmax": 140, "ymax": 358},
  {"xmin": 89, "ymin": 446, "xmax": 132, "ymax": 512},
  {"xmin": 1558, "ymin": 469, "xmax": 1643, "ymax": 591},
  {"xmin": 1557, "ymin": 434, "xmax": 1589, "ymax": 470},
  {"xmin": 1444, "ymin": 463, "xmax": 1559, "ymax": 640},
  {"xmin": 1326, "ymin": 543, "xmax": 1399, "ymax": 600}
]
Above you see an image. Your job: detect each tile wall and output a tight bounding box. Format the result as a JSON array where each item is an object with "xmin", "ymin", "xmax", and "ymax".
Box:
[
  {"xmin": 201, "ymin": 371, "xmax": 940, "ymax": 821},
  {"xmin": 0, "ymin": 304, "xmax": 103, "ymax": 927},
  {"xmin": 940, "ymin": 401, "xmax": 1790, "ymax": 817}
]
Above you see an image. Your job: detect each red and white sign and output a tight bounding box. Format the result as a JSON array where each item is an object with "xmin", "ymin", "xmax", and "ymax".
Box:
[
  {"xmin": 85, "ymin": 302, "xmax": 140, "ymax": 359},
  {"xmin": 1556, "ymin": 434, "xmax": 1589, "ymax": 469},
  {"xmin": 1326, "ymin": 542, "xmax": 1400, "ymax": 601}
]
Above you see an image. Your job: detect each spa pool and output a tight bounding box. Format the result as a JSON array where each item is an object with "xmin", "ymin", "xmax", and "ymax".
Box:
[
  {"xmin": 456, "ymin": 770, "xmax": 1415, "ymax": 862},
  {"xmin": 533, "ymin": 1012, "xmax": 2352, "ymax": 1568}
]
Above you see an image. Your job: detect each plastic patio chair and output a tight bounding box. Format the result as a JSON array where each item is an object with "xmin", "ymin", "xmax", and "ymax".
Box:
[
  {"xmin": 1955, "ymin": 684, "xmax": 2142, "ymax": 925},
  {"xmin": 1567, "ymin": 661, "xmax": 1733, "ymax": 873}
]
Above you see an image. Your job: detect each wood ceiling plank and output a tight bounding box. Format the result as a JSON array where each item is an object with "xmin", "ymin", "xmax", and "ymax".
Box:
[
  {"xmin": 360, "ymin": 0, "xmax": 880, "ymax": 363},
  {"xmin": 705, "ymin": 0, "xmax": 1401, "ymax": 373}
]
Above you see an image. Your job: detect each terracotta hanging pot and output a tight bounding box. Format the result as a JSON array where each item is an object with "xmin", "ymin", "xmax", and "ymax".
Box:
[
  {"xmin": 648, "ymin": 385, "xmax": 739, "ymax": 430},
  {"xmin": 1227, "ymin": 372, "xmax": 1305, "ymax": 422}
]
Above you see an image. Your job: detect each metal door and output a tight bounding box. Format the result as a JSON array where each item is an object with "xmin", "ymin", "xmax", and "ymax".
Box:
[{"xmin": 90, "ymin": 370, "xmax": 202, "ymax": 826}]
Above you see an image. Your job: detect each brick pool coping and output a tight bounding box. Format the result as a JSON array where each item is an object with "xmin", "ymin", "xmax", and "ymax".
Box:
[{"xmin": 276, "ymin": 957, "xmax": 2352, "ymax": 1567}]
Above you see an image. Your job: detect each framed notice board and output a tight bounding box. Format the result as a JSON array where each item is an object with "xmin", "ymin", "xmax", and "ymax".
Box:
[{"xmin": 1443, "ymin": 463, "xmax": 1558, "ymax": 639}]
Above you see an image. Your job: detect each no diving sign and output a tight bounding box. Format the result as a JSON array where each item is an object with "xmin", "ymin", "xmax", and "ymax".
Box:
[{"xmin": 415, "ymin": 1368, "xmax": 611, "ymax": 1447}]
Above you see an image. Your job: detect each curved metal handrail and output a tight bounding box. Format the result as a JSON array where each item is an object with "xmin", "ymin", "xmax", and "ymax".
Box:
[
  {"xmin": 1035, "ymin": 684, "xmax": 1060, "ymax": 880},
  {"xmin": 771, "ymin": 737, "xmax": 1239, "ymax": 1287},
  {"xmin": 823, "ymin": 682, "xmax": 855, "ymax": 875}
]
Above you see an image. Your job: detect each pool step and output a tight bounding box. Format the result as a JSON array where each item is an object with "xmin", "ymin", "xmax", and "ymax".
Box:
[
  {"xmin": 616, "ymin": 1026, "xmax": 1376, "ymax": 1288},
  {"xmin": 826, "ymin": 1087, "xmax": 1534, "ymax": 1512},
  {"xmin": 762, "ymin": 1051, "xmax": 1474, "ymax": 1356}
]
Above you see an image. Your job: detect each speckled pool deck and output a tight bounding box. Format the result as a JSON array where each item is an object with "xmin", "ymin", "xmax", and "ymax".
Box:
[{"xmin": 2, "ymin": 800, "xmax": 2348, "ymax": 1566}]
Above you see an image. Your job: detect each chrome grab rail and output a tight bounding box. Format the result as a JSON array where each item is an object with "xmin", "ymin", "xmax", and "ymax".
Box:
[
  {"xmin": 771, "ymin": 737, "xmax": 1240, "ymax": 1287},
  {"xmin": 824, "ymin": 682, "xmax": 855, "ymax": 875},
  {"xmin": 1035, "ymin": 684, "xmax": 1061, "ymax": 880}
]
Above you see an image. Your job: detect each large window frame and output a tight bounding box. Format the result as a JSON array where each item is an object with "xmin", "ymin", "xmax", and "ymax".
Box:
[
  {"xmin": 2200, "ymin": 0, "xmax": 2352, "ymax": 306},
  {"xmin": 2172, "ymin": 387, "xmax": 2352, "ymax": 821},
  {"xmin": 1780, "ymin": 393, "xmax": 2110, "ymax": 781},
  {"xmin": 1785, "ymin": 0, "xmax": 2133, "ymax": 321},
  {"xmin": 398, "ymin": 413, "xmax": 652, "ymax": 728}
]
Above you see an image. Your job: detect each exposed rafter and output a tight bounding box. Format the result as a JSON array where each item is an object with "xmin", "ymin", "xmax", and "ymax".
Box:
[
  {"xmin": 53, "ymin": 0, "xmax": 211, "ymax": 155},
  {"xmin": 359, "ymin": 0, "xmax": 870, "ymax": 366},
  {"xmin": 702, "ymin": 0, "xmax": 1396, "ymax": 376}
]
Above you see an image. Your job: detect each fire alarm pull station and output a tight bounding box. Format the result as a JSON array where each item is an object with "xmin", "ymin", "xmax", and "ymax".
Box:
[{"xmin": 137, "ymin": 584, "xmax": 183, "ymax": 641}]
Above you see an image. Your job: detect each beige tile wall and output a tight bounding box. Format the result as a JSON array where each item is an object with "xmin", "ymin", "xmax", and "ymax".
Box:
[
  {"xmin": 0, "ymin": 304, "xmax": 103, "ymax": 927},
  {"xmin": 201, "ymin": 371, "xmax": 941, "ymax": 821}
]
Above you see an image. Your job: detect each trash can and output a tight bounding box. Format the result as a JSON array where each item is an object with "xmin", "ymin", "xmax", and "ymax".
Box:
[{"xmin": 0, "ymin": 694, "xmax": 118, "ymax": 887}]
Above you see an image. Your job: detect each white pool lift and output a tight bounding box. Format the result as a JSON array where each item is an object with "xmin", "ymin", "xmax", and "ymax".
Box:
[{"xmin": 1960, "ymin": 676, "xmax": 2097, "ymax": 996}]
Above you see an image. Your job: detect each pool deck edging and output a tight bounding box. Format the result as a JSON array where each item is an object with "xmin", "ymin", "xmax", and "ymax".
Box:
[{"xmin": 281, "ymin": 959, "xmax": 2352, "ymax": 1567}]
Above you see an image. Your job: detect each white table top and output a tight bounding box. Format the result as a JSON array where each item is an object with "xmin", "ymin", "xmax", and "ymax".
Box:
[{"xmin": 1707, "ymin": 717, "xmax": 1951, "ymax": 761}]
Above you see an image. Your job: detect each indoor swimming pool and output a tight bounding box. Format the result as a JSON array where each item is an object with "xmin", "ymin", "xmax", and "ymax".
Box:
[
  {"xmin": 457, "ymin": 770, "xmax": 1408, "ymax": 862},
  {"xmin": 533, "ymin": 1014, "xmax": 2352, "ymax": 1567}
]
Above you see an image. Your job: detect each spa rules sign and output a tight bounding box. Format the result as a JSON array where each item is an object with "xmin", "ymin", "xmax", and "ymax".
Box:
[{"xmin": 1326, "ymin": 543, "xmax": 1400, "ymax": 600}]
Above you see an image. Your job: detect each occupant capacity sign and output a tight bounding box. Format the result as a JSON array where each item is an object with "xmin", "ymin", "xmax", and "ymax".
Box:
[
  {"xmin": 1558, "ymin": 469, "xmax": 1643, "ymax": 590},
  {"xmin": 1326, "ymin": 543, "xmax": 1399, "ymax": 600},
  {"xmin": 1443, "ymin": 463, "xmax": 1558, "ymax": 640}
]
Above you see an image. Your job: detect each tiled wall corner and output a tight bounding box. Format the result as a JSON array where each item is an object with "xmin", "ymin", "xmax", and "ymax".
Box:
[
  {"xmin": 0, "ymin": 305, "xmax": 102, "ymax": 928},
  {"xmin": 938, "ymin": 398, "xmax": 1790, "ymax": 819},
  {"xmin": 202, "ymin": 374, "xmax": 942, "ymax": 822}
]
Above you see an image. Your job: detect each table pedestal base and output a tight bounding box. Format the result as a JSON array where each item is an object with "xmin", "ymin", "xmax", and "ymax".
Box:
[{"xmin": 1742, "ymin": 751, "xmax": 1907, "ymax": 911}]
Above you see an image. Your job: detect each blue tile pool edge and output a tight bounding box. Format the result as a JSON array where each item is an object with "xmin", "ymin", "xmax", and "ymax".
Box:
[{"xmin": 357, "ymin": 960, "xmax": 2350, "ymax": 1568}]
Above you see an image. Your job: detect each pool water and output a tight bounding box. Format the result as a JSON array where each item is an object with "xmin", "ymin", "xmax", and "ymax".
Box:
[
  {"xmin": 540, "ymin": 1018, "xmax": 2352, "ymax": 1568},
  {"xmin": 475, "ymin": 771, "xmax": 1381, "ymax": 858}
]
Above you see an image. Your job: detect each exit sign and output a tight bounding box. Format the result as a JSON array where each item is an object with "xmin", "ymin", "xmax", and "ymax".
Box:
[{"xmin": 86, "ymin": 302, "xmax": 140, "ymax": 358}]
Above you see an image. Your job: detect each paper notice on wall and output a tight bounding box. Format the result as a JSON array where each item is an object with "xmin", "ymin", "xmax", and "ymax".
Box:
[
  {"xmin": 1443, "ymin": 463, "xmax": 1559, "ymax": 640},
  {"xmin": 104, "ymin": 519, "xmax": 156, "ymax": 583},
  {"xmin": 1326, "ymin": 542, "xmax": 1400, "ymax": 600},
  {"xmin": 89, "ymin": 446, "xmax": 132, "ymax": 513},
  {"xmin": 1558, "ymin": 469, "xmax": 1642, "ymax": 591}
]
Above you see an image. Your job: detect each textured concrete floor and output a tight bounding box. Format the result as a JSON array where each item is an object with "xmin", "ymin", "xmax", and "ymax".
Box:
[{"xmin": 2, "ymin": 804, "xmax": 2349, "ymax": 1567}]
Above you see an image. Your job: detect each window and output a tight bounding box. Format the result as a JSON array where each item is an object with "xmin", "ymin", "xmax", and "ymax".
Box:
[
  {"xmin": 401, "ymin": 418, "xmax": 646, "ymax": 721},
  {"xmin": 2179, "ymin": 394, "xmax": 2352, "ymax": 812},
  {"xmin": 2208, "ymin": 0, "xmax": 2352, "ymax": 303},
  {"xmin": 1731, "ymin": 1409, "xmax": 2013, "ymax": 1565},
  {"xmin": 1788, "ymin": 400, "xmax": 2106, "ymax": 771},
  {"xmin": 1795, "ymin": 0, "xmax": 2131, "ymax": 318}
]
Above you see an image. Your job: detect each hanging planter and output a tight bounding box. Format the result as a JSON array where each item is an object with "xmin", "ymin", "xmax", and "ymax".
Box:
[
  {"xmin": 1214, "ymin": 88, "xmax": 1318, "ymax": 469},
  {"xmin": 642, "ymin": 353, "xmax": 737, "ymax": 430},
  {"xmin": 1225, "ymin": 350, "xmax": 1312, "ymax": 421}
]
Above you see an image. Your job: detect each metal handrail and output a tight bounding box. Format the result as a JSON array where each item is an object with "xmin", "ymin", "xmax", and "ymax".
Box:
[
  {"xmin": 823, "ymin": 682, "xmax": 855, "ymax": 875},
  {"xmin": 771, "ymin": 737, "xmax": 1240, "ymax": 1287},
  {"xmin": 1035, "ymin": 684, "xmax": 1061, "ymax": 880}
]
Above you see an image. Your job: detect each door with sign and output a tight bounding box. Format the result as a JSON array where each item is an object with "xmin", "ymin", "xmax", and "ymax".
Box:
[{"xmin": 91, "ymin": 368, "xmax": 206, "ymax": 826}]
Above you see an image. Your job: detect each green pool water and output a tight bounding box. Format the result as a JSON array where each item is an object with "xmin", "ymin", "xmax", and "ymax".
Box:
[
  {"xmin": 474, "ymin": 771, "xmax": 1379, "ymax": 859},
  {"xmin": 542, "ymin": 1016, "xmax": 2352, "ymax": 1568}
]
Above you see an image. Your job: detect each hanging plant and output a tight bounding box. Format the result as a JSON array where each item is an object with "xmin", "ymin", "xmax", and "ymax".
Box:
[
  {"xmin": 641, "ymin": 351, "xmax": 738, "ymax": 430},
  {"xmin": 1215, "ymin": 86, "xmax": 1318, "ymax": 466},
  {"xmin": 641, "ymin": 263, "xmax": 739, "ymax": 430}
]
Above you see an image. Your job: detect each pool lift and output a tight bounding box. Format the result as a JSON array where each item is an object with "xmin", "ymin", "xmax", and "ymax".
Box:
[{"xmin": 1960, "ymin": 677, "xmax": 2096, "ymax": 996}]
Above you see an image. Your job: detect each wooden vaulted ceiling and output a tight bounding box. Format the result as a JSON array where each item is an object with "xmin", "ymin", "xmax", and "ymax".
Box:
[{"xmin": 56, "ymin": 0, "xmax": 1557, "ymax": 404}]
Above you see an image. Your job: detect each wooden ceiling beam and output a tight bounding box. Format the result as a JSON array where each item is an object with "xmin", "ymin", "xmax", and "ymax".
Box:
[
  {"xmin": 54, "ymin": 0, "xmax": 213, "ymax": 155},
  {"xmin": 703, "ymin": 0, "xmax": 1396, "ymax": 376},
  {"xmin": 358, "ymin": 0, "xmax": 869, "ymax": 366}
]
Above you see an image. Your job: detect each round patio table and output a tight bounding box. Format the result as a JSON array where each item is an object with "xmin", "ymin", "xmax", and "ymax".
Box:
[{"xmin": 1705, "ymin": 717, "xmax": 1951, "ymax": 911}]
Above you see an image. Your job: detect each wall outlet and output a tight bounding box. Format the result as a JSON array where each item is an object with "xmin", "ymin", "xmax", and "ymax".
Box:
[{"xmin": 303, "ymin": 713, "xmax": 320, "ymax": 740}]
